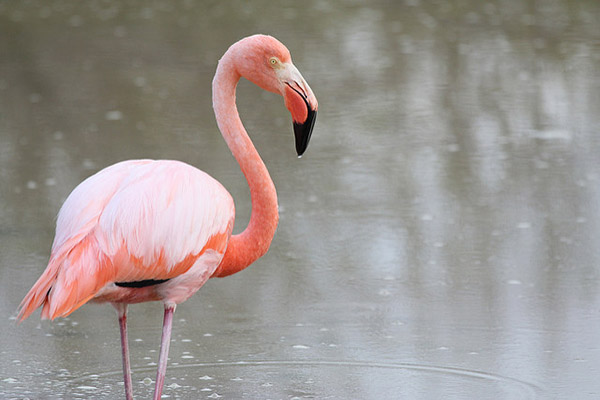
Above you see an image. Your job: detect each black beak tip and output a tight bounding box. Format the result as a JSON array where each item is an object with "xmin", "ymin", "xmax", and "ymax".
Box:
[{"xmin": 293, "ymin": 108, "xmax": 317, "ymax": 157}]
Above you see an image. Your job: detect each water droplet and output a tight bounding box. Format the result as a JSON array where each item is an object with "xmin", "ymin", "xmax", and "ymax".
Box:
[
  {"xmin": 82, "ymin": 159, "xmax": 96, "ymax": 169},
  {"xmin": 86, "ymin": 124, "xmax": 98, "ymax": 134},
  {"xmin": 76, "ymin": 386, "xmax": 97, "ymax": 391},
  {"xmin": 292, "ymin": 344, "xmax": 310, "ymax": 349},
  {"xmin": 420, "ymin": 213, "xmax": 433, "ymax": 221},
  {"xmin": 105, "ymin": 110, "xmax": 123, "ymax": 121},
  {"xmin": 142, "ymin": 377, "xmax": 153, "ymax": 385},
  {"xmin": 134, "ymin": 76, "xmax": 147, "ymax": 87},
  {"xmin": 199, "ymin": 375, "xmax": 213, "ymax": 380},
  {"xmin": 447, "ymin": 143, "xmax": 460, "ymax": 152}
]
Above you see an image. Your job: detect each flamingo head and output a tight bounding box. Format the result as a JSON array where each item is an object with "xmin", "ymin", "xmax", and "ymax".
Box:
[{"xmin": 232, "ymin": 35, "xmax": 318, "ymax": 156}]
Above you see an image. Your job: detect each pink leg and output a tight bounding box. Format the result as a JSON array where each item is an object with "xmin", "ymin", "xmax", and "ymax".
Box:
[
  {"xmin": 153, "ymin": 304, "xmax": 175, "ymax": 400},
  {"xmin": 116, "ymin": 304, "xmax": 134, "ymax": 400}
]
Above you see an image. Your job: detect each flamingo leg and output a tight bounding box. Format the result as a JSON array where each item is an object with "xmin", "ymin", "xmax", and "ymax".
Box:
[
  {"xmin": 153, "ymin": 304, "xmax": 175, "ymax": 400},
  {"xmin": 116, "ymin": 304, "xmax": 134, "ymax": 400}
]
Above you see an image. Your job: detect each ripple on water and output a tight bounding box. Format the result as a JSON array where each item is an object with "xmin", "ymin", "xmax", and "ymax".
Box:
[{"xmin": 61, "ymin": 360, "xmax": 543, "ymax": 399}]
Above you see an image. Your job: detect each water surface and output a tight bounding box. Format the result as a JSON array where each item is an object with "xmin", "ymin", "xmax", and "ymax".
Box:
[{"xmin": 1, "ymin": 1, "xmax": 600, "ymax": 398}]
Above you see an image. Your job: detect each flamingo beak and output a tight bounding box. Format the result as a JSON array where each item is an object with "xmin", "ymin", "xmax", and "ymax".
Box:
[
  {"xmin": 281, "ymin": 64, "xmax": 318, "ymax": 156},
  {"xmin": 292, "ymin": 94, "xmax": 317, "ymax": 157}
]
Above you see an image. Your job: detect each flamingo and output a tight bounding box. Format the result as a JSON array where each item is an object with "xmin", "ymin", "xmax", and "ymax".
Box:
[{"xmin": 17, "ymin": 34, "xmax": 317, "ymax": 400}]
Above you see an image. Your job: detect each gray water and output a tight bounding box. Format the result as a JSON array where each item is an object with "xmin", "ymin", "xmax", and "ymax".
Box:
[{"xmin": 1, "ymin": 1, "xmax": 600, "ymax": 399}]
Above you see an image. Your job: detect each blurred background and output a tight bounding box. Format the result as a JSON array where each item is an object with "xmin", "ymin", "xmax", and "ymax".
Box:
[{"xmin": 1, "ymin": 0, "xmax": 599, "ymax": 398}]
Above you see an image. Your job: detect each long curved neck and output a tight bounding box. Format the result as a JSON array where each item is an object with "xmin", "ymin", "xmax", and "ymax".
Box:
[{"xmin": 211, "ymin": 52, "xmax": 279, "ymax": 278}]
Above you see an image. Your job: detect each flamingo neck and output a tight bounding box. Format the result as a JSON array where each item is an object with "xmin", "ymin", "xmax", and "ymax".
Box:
[{"xmin": 211, "ymin": 52, "xmax": 279, "ymax": 278}]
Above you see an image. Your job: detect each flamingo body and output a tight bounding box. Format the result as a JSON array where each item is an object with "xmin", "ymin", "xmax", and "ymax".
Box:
[
  {"xmin": 19, "ymin": 160, "xmax": 234, "ymax": 321},
  {"xmin": 18, "ymin": 34, "xmax": 317, "ymax": 400}
]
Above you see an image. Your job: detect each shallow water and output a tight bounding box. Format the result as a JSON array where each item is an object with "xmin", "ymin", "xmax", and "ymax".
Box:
[{"xmin": 1, "ymin": 1, "xmax": 600, "ymax": 399}]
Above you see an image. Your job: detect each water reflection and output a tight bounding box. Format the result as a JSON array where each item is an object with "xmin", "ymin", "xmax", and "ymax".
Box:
[{"xmin": 1, "ymin": 0, "xmax": 599, "ymax": 398}]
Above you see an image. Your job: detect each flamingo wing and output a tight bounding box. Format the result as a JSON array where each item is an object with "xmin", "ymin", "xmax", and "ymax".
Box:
[{"xmin": 19, "ymin": 160, "xmax": 234, "ymax": 320}]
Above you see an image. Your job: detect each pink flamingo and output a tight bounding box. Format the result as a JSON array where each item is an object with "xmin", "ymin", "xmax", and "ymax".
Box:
[{"xmin": 18, "ymin": 34, "xmax": 317, "ymax": 400}]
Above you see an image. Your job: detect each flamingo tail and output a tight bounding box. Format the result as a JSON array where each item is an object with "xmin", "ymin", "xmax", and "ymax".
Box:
[
  {"xmin": 18, "ymin": 235, "xmax": 111, "ymax": 321},
  {"xmin": 18, "ymin": 254, "xmax": 64, "ymax": 321}
]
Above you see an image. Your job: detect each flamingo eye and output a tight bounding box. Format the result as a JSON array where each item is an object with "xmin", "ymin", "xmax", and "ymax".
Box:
[{"xmin": 269, "ymin": 57, "xmax": 279, "ymax": 66}]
